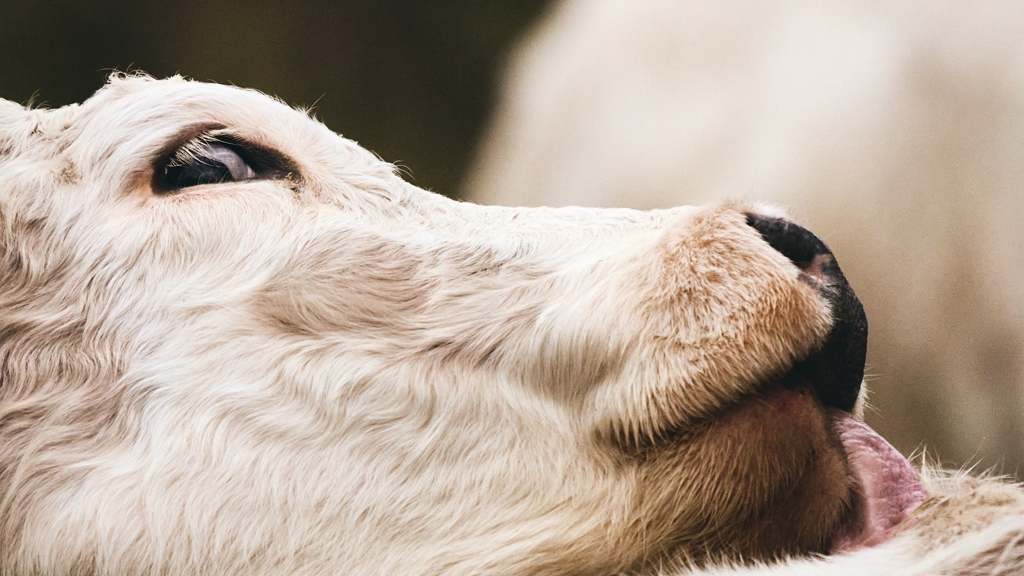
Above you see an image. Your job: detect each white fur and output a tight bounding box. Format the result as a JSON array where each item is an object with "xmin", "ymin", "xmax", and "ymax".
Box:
[{"xmin": 0, "ymin": 76, "xmax": 1021, "ymax": 575}]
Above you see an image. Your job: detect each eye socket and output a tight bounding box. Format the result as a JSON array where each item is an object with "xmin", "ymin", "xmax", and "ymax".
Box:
[{"xmin": 162, "ymin": 141, "xmax": 257, "ymax": 189}]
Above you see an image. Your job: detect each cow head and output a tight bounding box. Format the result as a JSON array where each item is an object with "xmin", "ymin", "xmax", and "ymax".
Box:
[{"xmin": 0, "ymin": 77, "xmax": 909, "ymax": 575}]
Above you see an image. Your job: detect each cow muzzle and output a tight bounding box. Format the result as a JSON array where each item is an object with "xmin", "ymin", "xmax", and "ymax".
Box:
[{"xmin": 745, "ymin": 213, "xmax": 868, "ymax": 412}]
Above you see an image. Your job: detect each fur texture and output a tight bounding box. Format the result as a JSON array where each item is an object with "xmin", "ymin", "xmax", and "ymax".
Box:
[{"xmin": 0, "ymin": 76, "xmax": 1020, "ymax": 575}]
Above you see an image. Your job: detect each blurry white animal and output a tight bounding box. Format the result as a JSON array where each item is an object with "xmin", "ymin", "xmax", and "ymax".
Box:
[
  {"xmin": 0, "ymin": 76, "xmax": 1022, "ymax": 575},
  {"xmin": 467, "ymin": 0, "xmax": 1024, "ymax": 470}
]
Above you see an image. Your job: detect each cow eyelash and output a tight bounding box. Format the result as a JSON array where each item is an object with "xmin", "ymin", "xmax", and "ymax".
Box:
[{"xmin": 154, "ymin": 132, "xmax": 293, "ymax": 193}]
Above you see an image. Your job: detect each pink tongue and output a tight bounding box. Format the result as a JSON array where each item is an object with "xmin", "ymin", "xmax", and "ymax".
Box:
[{"xmin": 829, "ymin": 412, "xmax": 928, "ymax": 552}]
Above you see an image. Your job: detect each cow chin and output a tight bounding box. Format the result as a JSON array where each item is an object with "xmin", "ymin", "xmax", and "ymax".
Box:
[{"xmin": 629, "ymin": 387, "xmax": 855, "ymax": 568}]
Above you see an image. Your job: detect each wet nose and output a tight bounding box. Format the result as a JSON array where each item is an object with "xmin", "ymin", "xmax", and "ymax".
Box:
[{"xmin": 745, "ymin": 214, "xmax": 868, "ymax": 412}]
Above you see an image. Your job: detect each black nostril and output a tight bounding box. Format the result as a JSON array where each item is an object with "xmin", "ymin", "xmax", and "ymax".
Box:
[
  {"xmin": 745, "ymin": 213, "xmax": 839, "ymax": 283},
  {"xmin": 744, "ymin": 213, "xmax": 868, "ymax": 413},
  {"xmin": 745, "ymin": 213, "xmax": 829, "ymax": 270}
]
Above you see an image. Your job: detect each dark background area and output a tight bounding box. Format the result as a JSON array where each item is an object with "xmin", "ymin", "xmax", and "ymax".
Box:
[{"xmin": 0, "ymin": 0, "xmax": 549, "ymax": 197}]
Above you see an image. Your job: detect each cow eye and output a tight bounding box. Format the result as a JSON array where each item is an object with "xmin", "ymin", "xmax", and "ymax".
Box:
[
  {"xmin": 153, "ymin": 131, "xmax": 297, "ymax": 194},
  {"xmin": 161, "ymin": 141, "xmax": 258, "ymax": 190}
]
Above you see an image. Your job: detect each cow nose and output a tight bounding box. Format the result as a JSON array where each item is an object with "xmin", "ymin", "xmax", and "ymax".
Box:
[{"xmin": 745, "ymin": 214, "xmax": 868, "ymax": 412}]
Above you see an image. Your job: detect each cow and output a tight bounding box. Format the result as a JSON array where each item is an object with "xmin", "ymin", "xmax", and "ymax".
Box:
[{"xmin": 0, "ymin": 76, "xmax": 1021, "ymax": 575}]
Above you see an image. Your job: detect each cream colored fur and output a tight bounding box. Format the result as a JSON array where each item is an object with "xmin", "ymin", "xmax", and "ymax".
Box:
[
  {"xmin": 466, "ymin": 0, "xmax": 1024, "ymax": 469},
  {"xmin": 0, "ymin": 76, "xmax": 1021, "ymax": 575}
]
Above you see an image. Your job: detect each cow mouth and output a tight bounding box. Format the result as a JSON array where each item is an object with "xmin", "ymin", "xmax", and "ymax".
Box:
[
  {"xmin": 827, "ymin": 411, "xmax": 928, "ymax": 552},
  {"xmin": 745, "ymin": 214, "xmax": 926, "ymax": 553}
]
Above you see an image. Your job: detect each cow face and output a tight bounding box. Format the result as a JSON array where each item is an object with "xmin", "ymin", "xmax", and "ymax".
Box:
[{"xmin": 0, "ymin": 77, "xmax": 885, "ymax": 575}]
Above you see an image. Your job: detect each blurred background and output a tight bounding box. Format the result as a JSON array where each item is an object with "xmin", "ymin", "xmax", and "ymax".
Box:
[
  {"xmin": 5, "ymin": 0, "xmax": 1024, "ymax": 474},
  {"xmin": 0, "ymin": 0, "xmax": 548, "ymax": 198}
]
